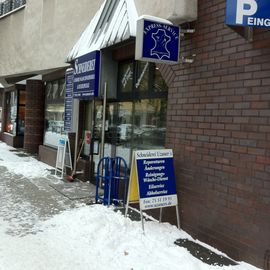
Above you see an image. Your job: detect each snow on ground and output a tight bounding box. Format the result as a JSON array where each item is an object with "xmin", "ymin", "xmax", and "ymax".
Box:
[
  {"xmin": 0, "ymin": 141, "xmax": 261, "ymax": 270},
  {"xmin": 0, "ymin": 141, "xmax": 53, "ymax": 179},
  {"xmin": 0, "ymin": 205, "xmax": 260, "ymax": 270}
]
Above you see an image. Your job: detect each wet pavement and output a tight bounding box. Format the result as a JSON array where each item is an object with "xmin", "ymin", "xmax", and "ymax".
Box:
[{"xmin": 0, "ymin": 160, "xmax": 95, "ymax": 237}]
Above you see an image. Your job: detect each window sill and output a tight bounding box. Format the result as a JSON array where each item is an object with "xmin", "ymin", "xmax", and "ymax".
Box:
[
  {"xmin": 4, "ymin": 132, "xmax": 15, "ymax": 137},
  {"xmin": 0, "ymin": 4, "xmax": 26, "ymax": 20}
]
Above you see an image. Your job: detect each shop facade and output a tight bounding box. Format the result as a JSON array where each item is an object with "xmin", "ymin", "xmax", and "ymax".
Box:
[
  {"xmin": 0, "ymin": 84, "xmax": 25, "ymax": 147},
  {"xmin": 0, "ymin": 0, "xmax": 269, "ymax": 268},
  {"xmin": 67, "ymin": 0, "xmax": 269, "ymax": 268}
]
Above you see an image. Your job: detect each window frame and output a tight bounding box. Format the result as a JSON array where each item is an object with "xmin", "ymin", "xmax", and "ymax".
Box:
[{"xmin": 0, "ymin": 0, "xmax": 26, "ymax": 19}]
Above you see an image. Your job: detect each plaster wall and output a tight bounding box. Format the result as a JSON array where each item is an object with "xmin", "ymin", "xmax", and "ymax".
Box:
[{"xmin": 0, "ymin": 0, "xmax": 103, "ymax": 79}]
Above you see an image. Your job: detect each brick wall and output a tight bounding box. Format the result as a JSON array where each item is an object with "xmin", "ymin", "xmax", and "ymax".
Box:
[
  {"xmin": 160, "ymin": 0, "xmax": 270, "ymax": 268},
  {"xmin": 24, "ymin": 80, "xmax": 45, "ymax": 153}
]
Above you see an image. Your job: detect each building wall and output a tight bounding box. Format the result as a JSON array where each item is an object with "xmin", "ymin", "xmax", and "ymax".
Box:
[
  {"xmin": 0, "ymin": 0, "xmax": 103, "ymax": 79},
  {"xmin": 24, "ymin": 80, "xmax": 44, "ymax": 153},
  {"xmin": 160, "ymin": 0, "xmax": 270, "ymax": 268},
  {"xmin": 135, "ymin": 0, "xmax": 197, "ymax": 24}
]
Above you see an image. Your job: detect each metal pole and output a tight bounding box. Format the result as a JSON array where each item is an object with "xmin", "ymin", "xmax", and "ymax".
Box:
[
  {"xmin": 89, "ymin": 100, "xmax": 95, "ymax": 183},
  {"xmin": 100, "ymin": 82, "xmax": 107, "ymax": 160},
  {"xmin": 176, "ymin": 205, "xmax": 181, "ymax": 229},
  {"xmin": 73, "ymin": 100, "xmax": 79, "ymax": 175},
  {"xmin": 159, "ymin": 208, "xmax": 163, "ymax": 223},
  {"xmin": 140, "ymin": 208, "xmax": 145, "ymax": 234}
]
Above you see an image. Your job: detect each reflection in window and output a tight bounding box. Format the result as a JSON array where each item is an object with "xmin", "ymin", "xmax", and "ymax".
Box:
[
  {"xmin": 44, "ymin": 79, "xmax": 65, "ymax": 147},
  {"xmin": 154, "ymin": 66, "xmax": 168, "ymax": 93},
  {"xmin": 114, "ymin": 99, "xmax": 167, "ymax": 166},
  {"xmin": 134, "ymin": 99, "xmax": 167, "ymax": 149},
  {"xmin": 115, "ymin": 102, "xmax": 133, "ymax": 165}
]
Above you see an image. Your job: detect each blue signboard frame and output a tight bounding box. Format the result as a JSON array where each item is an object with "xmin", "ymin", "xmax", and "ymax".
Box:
[
  {"xmin": 135, "ymin": 149, "xmax": 178, "ymax": 210},
  {"xmin": 73, "ymin": 50, "xmax": 101, "ymax": 99},
  {"xmin": 135, "ymin": 18, "xmax": 180, "ymax": 64},
  {"xmin": 226, "ymin": 0, "xmax": 270, "ymax": 28},
  {"xmin": 64, "ymin": 68, "xmax": 74, "ymax": 132}
]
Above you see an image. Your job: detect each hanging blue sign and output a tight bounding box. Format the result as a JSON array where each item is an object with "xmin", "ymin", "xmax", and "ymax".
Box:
[
  {"xmin": 226, "ymin": 0, "xmax": 270, "ymax": 28},
  {"xmin": 135, "ymin": 18, "xmax": 180, "ymax": 64},
  {"xmin": 73, "ymin": 50, "xmax": 100, "ymax": 99},
  {"xmin": 64, "ymin": 68, "xmax": 74, "ymax": 132},
  {"xmin": 134, "ymin": 149, "xmax": 178, "ymax": 210}
]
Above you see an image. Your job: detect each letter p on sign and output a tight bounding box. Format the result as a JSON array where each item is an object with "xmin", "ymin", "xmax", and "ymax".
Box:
[{"xmin": 236, "ymin": 0, "xmax": 258, "ymax": 24}]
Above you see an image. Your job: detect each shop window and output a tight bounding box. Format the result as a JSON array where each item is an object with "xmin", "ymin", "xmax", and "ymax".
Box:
[
  {"xmin": 93, "ymin": 61, "xmax": 168, "ymax": 169},
  {"xmin": 119, "ymin": 61, "xmax": 168, "ymax": 100},
  {"xmin": 0, "ymin": 0, "xmax": 26, "ymax": 18},
  {"xmin": 134, "ymin": 99, "xmax": 167, "ymax": 148},
  {"xmin": 5, "ymin": 89, "xmax": 25, "ymax": 136},
  {"xmin": 5, "ymin": 91, "xmax": 17, "ymax": 135},
  {"xmin": 44, "ymin": 79, "xmax": 65, "ymax": 148}
]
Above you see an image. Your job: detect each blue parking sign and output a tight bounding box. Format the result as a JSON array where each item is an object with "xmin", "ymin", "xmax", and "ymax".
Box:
[{"xmin": 226, "ymin": 0, "xmax": 270, "ymax": 28}]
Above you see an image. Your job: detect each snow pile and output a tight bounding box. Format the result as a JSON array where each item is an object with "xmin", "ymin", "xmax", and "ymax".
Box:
[
  {"xmin": 0, "ymin": 141, "xmax": 53, "ymax": 178},
  {"xmin": 0, "ymin": 205, "xmax": 260, "ymax": 270}
]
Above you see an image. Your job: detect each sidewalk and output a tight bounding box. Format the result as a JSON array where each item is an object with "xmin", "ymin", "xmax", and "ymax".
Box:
[
  {"xmin": 0, "ymin": 142, "xmax": 254, "ymax": 270},
  {"xmin": 0, "ymin": 144, "xmax": 96, "ymax": 237}
]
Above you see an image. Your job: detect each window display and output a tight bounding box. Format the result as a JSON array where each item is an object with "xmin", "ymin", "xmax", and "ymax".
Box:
[
  {"xmin": 5, "ymin": 91, "xmax": 18, "ymax": 135},
  {"xmin": 44, "ymin": 79, "xmax": 66, "ymax": 147}
]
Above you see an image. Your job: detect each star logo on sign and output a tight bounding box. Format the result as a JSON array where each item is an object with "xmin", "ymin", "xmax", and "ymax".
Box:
[{"xmin": 151, "ymin": 29, "xmax": 171, "ymax": 59}]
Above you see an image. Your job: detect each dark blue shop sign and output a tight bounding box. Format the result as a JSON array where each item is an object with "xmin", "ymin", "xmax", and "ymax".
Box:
[
  {"xmin": 226, "ymin": 0, "xmax": 270, "ymax": 28},
  {"xmin": 135, "ymin": 17, "xmax": 180, "ymax": 64},
  {"xmin": 73, "ymin": 50, "xmax": 100, "ymax": 99},
  {"xmin": 64, "ymin": 68, "xmax": 74, "ymax": 132}
]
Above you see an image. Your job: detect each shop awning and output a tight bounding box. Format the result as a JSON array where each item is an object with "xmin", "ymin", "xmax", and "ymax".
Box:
[{"xmin": 67, "ymin": 0, "xmax": 138, "ymax": 62}]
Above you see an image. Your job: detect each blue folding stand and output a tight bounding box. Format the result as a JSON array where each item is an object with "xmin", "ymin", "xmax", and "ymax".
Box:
[{"xmin": 96, "ymin": 156, "xmax": 128, "ymax": 206}]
